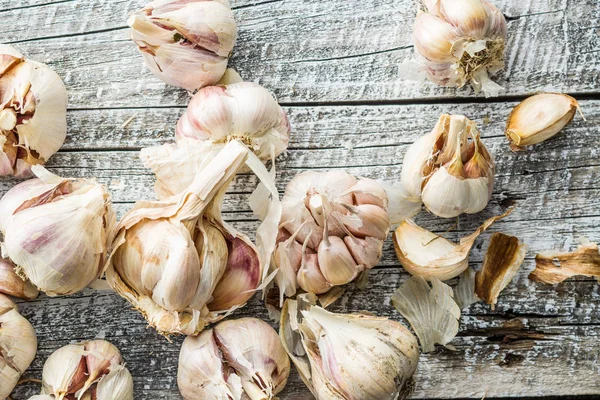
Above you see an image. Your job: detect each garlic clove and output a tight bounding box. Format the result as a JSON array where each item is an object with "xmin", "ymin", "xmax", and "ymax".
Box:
[
  {"xmin": 344, "ymin": 177, "xmax": 388, "ymax": 208},
  {"xmin": 413, "ymin": 13, "xmax": 458, "ymax": 63},
  {"xmin": 344, "ymin": 236, "xmax": 383, "ymax": 269},
  {"xmin": 0, "ymin": 257, "xmax": 38, "ymax": 300},
  {"xmin": 343, "ymin": 203, "xmax": 390, "ymax": 239},
  {"xmin": 529, "ymin": 241, "xmax": 600, "ymax": 284},
  {"xmin": 95, "ymin": 365, "xmax": 134, "ymax": 400},
  {"xmin": 297, "ymin": 252, "xmax": 331, "ymax": 294},
  {"xmin": 439, "ymin": 0, "xmax": 490, "ymax": 38},
  {"xmin": 505, "ymin": 93, "xmax": 581, "ymax": 149},
  {"xmin": 318, "ymin": 235, "xmax": 360, "ymax": 286}
]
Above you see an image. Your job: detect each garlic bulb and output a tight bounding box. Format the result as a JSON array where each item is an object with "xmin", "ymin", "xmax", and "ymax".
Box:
[
  {"xmin": 401, "ymin": 114, "xmax": 494, "ymax": 218},
  {"xmin": 0, "ymin": 294, "xmax": 37, "ymax": 400},
  {"xmin": 0, "ymin": 44, "xmax": 67, "ymax": 177},
  {"xmin": 107, "ymin": 141, "xmax": 271, "ymax": 335},
  {"xmin": 505, "ymin": 93, "xmax": 583, "ymax": 150},
  {"xmin": 0, "ymin": 257, "xmax": 38, "ymax": 300},
  {"xmin": 129, "ymin": 0, "xmax": 237, "ymax": 91},
  {"xmin": 280, "ymin": 295, "xmax": 419, "ymax": 400},
  {"xmin": 39, "ymin": 339, "xmax": 133, "ymax": 400},
  {"xmin": 412, "ymin": 0, "xmax": 507, "ymax": 97},
  {"xmin": 0, "ymin": 166, "xmax": 115, "ymax": 296},
  {"xmin": 273, "ymin": 171, "xmax": 390, "ymax": 301},
  {"xmin": 178, "ymin": 317, "xmax": 290, "ymax": 399}
]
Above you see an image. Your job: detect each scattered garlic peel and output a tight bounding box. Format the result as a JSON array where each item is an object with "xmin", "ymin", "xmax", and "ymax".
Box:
[
  {"xmin": 529, "ymin": 242, "xmax": 600, "ymax": 284},
  {"xmin": 0, "ymin": 257, "xmax": 38, "ymax": 300},
  {"xmin": 378, "ymin": 180, "xmax": 421, "ymax": 224},
  {"xmin": 454, "ymin": 267, "xmax": 480, "ymax": 310},
  {"xmin": 393, "ymin": 208, "xmax": 513, "ymax": 280},
  {"xmin": 392, "ymin": 276, "xmax": 460, "ymax": 353},
  {"xmin": 475, "ymin": 233, "xmax": 527, "ymax": 309},
  {"xmin": 317, "ymin": 286, "xmax": 345, "ymax": 308}
]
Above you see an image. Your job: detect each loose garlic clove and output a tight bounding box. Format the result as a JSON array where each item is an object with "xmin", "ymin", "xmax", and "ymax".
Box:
[
  {"xmin": 401, "ymin": 114, "xmax": 495, "ymax": 218},
  {"xmin": 128, "ymin": 0, "xmax": 237, "ymax": 91},
  {"xmin": 40, "ymin": 340, "xmax": 133, "ymax": 400},
  {"xmin": 0, "ymin": 294, "xmax": 37, "ymax": 400},
  {"xmin": 505, "ymin": 93, "xmax": 582, "ymax": 150},
  {"xmin": 0, "ymin": 45, "xmax": 67, "ymax": 177},
  {"xmin": 280, "ymin": 295, "xmax": 419, "ymax": 400},
  {"xmin": 273, "ymin": 171, "xmax": 390, "ymax": 303},
  {"xmin": 0, "ymin": 166, "xmax": 115, "ymax": 296},
  {"xmin": 0, "ymin": 257, "xmax": 38, "ymax": 300},
  {"xmin": 178, "ymin": 317, "xmax": 290, "ymax": 400}
]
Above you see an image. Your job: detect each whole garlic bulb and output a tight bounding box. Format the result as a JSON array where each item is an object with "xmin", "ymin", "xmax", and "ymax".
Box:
[
  {"xmin": 412, "ymin": 0, "xmax": 508, "ymax": 97},
  {"xmin": 128, "ymin": 0, "xmax": 237, "ymax": 91},
  {"xmin": 0, "ymin": 44, "xmax": 67, "ymax": 177},
  {"xmin": 107, "ymin": 141, "xmax": 265, "ymax": 336},
  {"xmin": 0, "ymin": 294, "xmax": 37, "ymax": 400},
  {"xmin": 274, "ymin": 171, "xmax": 390, "ymax": 300},
  {"xmin": 0, "ymin": 166, "xmax": 115, "ymax": 296},
  {"xmin": 280, "ymin": 295, "xmax": 419, "ymax": 400},
  {"xmin": 178, "ymin": 317, "xmax": 290, "ymax": 399},
  {"xmin": 39, "ymin": 340, "xmax": 133, "ymax": 400},
  {"xmin": 401, "ymin": 114, "xmax": 494, "ymax": 218}
]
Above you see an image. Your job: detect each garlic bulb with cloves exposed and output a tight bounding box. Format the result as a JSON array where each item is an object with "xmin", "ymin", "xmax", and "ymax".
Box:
[
  {"xmin": 280, "ymin": 295, "xmax": 419, "ymax": 400},
  {"xmin": 273, "ymin": 171, "xmax": 390, "ymax": 302},
  {"xmin": 0, "ymin": 294, "xmax": 37, "ymax": 400},
  {"xmin": 128, "ymin": 0, "xmax": 237, "ymax": 91},
  {"xmin": 0, "ymin": 166, "xmax": 115, "ymax": 296},
  {"xmin": 401, "ymin": 114, "xmax": 494, "ymax": 218},
  {"xmin": 0, "ymin": 44, "xmax": 67, "ymax": 177},
  {"xmin": 178, "ymin": 317, "xmax": 290, "ymax": 399},
  {"xmin": 107, "ymin": 141, "xmax": 276, "ymax": 336},
  {"xmin": 0, "ymin": 257, "xmax": 38, "ymax": 300},
  {"xmin": 411, "ymin": 0, "xmax": 507, "ymax": 97},
  {"xmin": 39, "ymin": 340, "xmax": 133, "ymax": 400}
]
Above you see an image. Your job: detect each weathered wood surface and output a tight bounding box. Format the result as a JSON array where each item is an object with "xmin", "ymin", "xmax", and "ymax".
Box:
[{"xmin": 2, "ymin": 0, "xmax": 600, "ymax": 399}]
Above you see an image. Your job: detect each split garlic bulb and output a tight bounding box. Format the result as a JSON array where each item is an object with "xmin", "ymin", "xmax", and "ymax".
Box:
[
  {"xmin": 401, "ymin": 114, "xmax": 495, "ymax": 218},
  {"xmin": 178, "ymin": 317, "xmax": 290, "ymax": 399},
  {"xmin": 412, "ymin": 0, "xmax": 507, "ymax": 97},
  {"xmin": 107, "ymin": 141, "xmax": 266, "ymax": 336},
  {"xmin": 39, "ymin": 340, "xmax": 133, "ymax": 400},
  {"xmin": 274, "ymin": 171, "xmax": 390, "ymax": 300},
  {"xmin": 0, "ymin": 257, "xmax": 38, "ymax": 300},
  {"xmin": 280, "ymin": 295, "xmax": 420, "ymax": 400},
  {"xmin": 0, "ymin": 166, "xmax": 115, "ymax": 296},
  {"xmin": 0, "ymin": 44, "xmax": 67, "ymax": 177},
  {"xmin": 0, "ymin": 294, "xmax": 37, "ymax": 399},
  {"xmin": 129, "ymin": 0, "xmax": 237, "ymax": 91}
]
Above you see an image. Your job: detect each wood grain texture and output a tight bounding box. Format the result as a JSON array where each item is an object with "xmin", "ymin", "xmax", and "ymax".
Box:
[{"xmin": 1, "ymin": 0, "xmax": 599, "ymax": 399}]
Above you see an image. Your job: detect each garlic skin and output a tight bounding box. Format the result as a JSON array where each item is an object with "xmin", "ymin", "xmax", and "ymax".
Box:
[
  {"xmin": 40, "ymin": 340, "xmax": 133, "ymax": 400},
  {"xmin": 0, "ymin": 44, "xmax": 67, "ymax": 177},
  {"xmin": 412, "ymin": 0, "xmax": 507, "ymax": 97},
  {"xmin": 0, "ymin": 166, "xmax": 115, "ymax": 296},
  {"xmin": 273, "ymin": 171, "xmax": 390, "ymax": 302},
  {"xmin": 0, "ymin": 257, "xmax": 38, "ymax": 300},
  {"xmin": 280, "ymin": 295, "xmax": 419, "ymax": 400},
  {"xmin": 505, "ymin": 93, "xmax": 582, "ymax": 150},
  {"xmin": 0, "ymin": 294, "xmax": 37, "ymax": 400},
  {"xmin": 107, "ymin": 141, "xmax": 265, "ymax": 335},
  {"xmin": 128, "ymin": 0, "xmax": 237, "ymax": 91},
  {"xmin": 178, "ymin": 317, "xmax": 290, "ymax": 399},
  {"xmin": 401, "ymin": 114, "xmax": 495, "ymax": 218}
]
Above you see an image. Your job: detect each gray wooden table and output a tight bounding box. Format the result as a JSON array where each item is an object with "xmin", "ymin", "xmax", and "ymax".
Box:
[{"xmin": 3, "ymin": 0, "xmax": 599, "ymax": 398}]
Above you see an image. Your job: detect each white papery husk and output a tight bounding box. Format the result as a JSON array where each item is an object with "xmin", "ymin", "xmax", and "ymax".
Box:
[
  {"xmin": 0, "ymin": 294, "xmax": 37, "ymax": 400},
  {"xmin": 0, "ymin": 166, "xmax": 115, "ymax": 296},
  {"xmin": 0, "ymin": 257, "xmax": 38, "ymax": 300},
  {"xmin": 178, "ymin": 317, "xmax": 290, "ymax": 400},
  {"xmin": 454, "ymin": 267, "xmax": 480, "ymax": 309},
  {"xmin": 95, "ymin": 365, "xmax": 134, "ymax": 400},
  {"xmin": 280, "ymin": 295, "xmax": 419, "ymax": 400},
  {"xmin": 392, "ymin": 276, "xmax": 460, "ymax": 353}
]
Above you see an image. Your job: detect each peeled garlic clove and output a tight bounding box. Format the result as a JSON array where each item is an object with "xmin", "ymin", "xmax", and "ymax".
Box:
[
  {"xmin": 128, "ymin": 0, "xmax": 237, "ymax": 91},
  {"xmin": 0, "ymin": 166, "xmax": 115, "ymax": 296},
  {"xmin": 178, "ymin": 317, "xmax": 290, "ymax": 400},
  {"xmin": 280, "ymin": 295, "xmax": 419, "ymax": 400},
  {"xmin": 0, "ymin": 45, "xmax": 67, "ymax": 177},
  {"xmin": 0, "ymin": 257, "xmax": 38, "ymax": 300},
  {"xmin": 0, "ymin": 294, "xmax": 37, "ymax": 399},
  {"xmin": 529, "ymin": 240, "xmax": 600, "ymax": 284},
  {"xmin": 505, "ymin": 93, "xmax": 582, "ymax": 150},
  {"xmin": 40, "ymin": 340, "xmax": 133, "ymax": 399}
]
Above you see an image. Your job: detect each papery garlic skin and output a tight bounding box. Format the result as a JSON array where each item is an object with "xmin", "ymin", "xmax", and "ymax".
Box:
[
  {"xmin": 505, "ymin": 93, "xmax": 582, "ymax": 150},
  {"xmin": 40, "ymin": 339, "xmax": 133, "ymax": 400},
  {"xmin": 178, "ymin": 317, "xmax": 290, "ymax": 400},
  {"xmin": 280, "ymin": 296, "xmax": 419, "ymax": 400},
  {"xmin": 0, "ymin": 257, "xmax": 38, "ymax": 300},
  {"xmin": 412, "ymin": 0, "xmax": 507, "ymax": 97},
  {"xmin": 273, "ymin": 171, "xmax": 390, "ymax": 302},
  {"xmin": 0, "ymin": 294, "xmax": 37, "ymax": 400},
  {"xmin": 0, "ymin": 44, "xmax": 67, "ymax": 177},
  {"xmin": 401, "ymin": 114, "xmax": 495, "ymax": 218},
  {"xmin": 129, "ymin": 0, "xmax": 237, "ymax": 91},
  {"xmin": 0, "ymin": 166, "xmax": 115, "ymax": 296}
]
